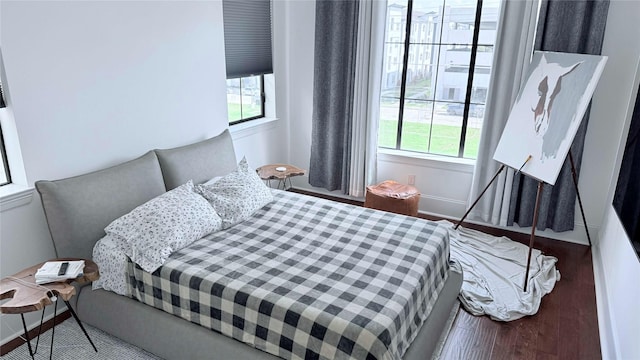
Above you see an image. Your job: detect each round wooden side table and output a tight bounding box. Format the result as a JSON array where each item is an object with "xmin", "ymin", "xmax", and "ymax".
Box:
[
  {"xmin": 256, "ymin": 164, "xmax": 306, "ymax": 190},
  {"xmin": 0, "ymin": 258, "xmax": 100, "ymax": 359}
]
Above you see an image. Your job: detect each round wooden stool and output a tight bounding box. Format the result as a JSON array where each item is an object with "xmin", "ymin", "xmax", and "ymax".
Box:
[{"xmin": 364, "ymin": 180, "xmax": 420, "ymax": 216}]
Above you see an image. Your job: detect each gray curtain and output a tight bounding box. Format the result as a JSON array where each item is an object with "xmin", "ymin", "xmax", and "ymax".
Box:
[
  {"xmin": 467, "ymin": 0, "xmax": 539, "ymax": 226},
  {"xmin": 508, "ymin": 0, "xmax": 609, "ymax": 231},
  {"xmin": 309, "ymin": 0, "xmax": 359, "ymax": 192}
]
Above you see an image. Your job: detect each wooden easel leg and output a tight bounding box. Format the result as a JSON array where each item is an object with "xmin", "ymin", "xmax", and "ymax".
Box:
[
  {"xmin": 455, "ymin": 164, "xmax": 506, "ymax": 230},
  {"xmin": 568, "ymin": 153, "xmax": 592, "ymax": 246},
  {"xmin": 523, "ymin": 181, "xmax": 544, "ymax": 292}
]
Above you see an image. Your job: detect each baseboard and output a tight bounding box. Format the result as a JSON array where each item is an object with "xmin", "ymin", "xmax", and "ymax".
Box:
[
  {"xmin": 0, "ymin": 310, "xmax": 71, "ymax": 356},
  {"xmin": 591, "ymin": 245, "xmax": 618, "ymax": 360}
]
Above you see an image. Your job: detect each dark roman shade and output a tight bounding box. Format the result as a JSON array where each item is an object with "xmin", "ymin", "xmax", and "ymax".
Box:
[{"xmin": 222, "ymin": 0, "xmax": 273, "ymax": 79}]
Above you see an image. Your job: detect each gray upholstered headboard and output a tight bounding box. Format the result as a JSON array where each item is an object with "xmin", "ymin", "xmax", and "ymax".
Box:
[
  {"xmin": 36, "ymin": 129, "xmax": 238, "ymax": 260},
  {"xmin": 155, "ymin": 129, "xmax": 237, "ymax": 190},
  {"xmin": 36, "ymin": 151, "xmax": 166, "ymax": 259}
]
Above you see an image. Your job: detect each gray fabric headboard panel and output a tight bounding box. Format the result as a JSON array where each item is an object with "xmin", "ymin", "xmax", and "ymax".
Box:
[
  {"xmin": 36, "ymin": 151, "xmax": 166, "ymax": 259},
  {"xmin": 155, "ymin": 129, "xmax": 238, "ymax": 190}
]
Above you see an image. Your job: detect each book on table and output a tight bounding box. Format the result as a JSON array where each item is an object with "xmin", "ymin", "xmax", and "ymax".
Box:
[{"xmin": 35, "ymin": 260, "xmax": 84, "ymax": 284}]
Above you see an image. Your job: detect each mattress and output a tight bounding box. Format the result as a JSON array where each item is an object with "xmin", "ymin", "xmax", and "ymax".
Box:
[{"xmin": 124, "ymin": 190, "xmax": 452, "ymax": 360}]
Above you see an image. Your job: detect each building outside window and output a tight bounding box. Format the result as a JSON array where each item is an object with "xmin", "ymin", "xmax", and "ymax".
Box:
[{"xmin": 378, "ymin": 0, "xmax": 501, "ymax": 159}]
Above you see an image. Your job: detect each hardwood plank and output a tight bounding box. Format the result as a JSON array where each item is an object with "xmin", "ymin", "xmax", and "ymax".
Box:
[
  {"xmin": 535, "ymin": 310, "xmax": 559, "ymax": 355},
  {"xmin": 442, "ymin": 324, "xmax": 498, "ymax": 360},
  {"xmin": 578, "ymin": 282, "xmax": 601, "ymax": 360},
  {"xmin": 491, "ymin": 322, "xmax": 518, "ymax": 360},
  {"xmin": 452, "ymin": 307, "xmax": 483, "ymax": 331},
  {"xmin": 490, "ymin": 322, "xmax": 518, "ymax": 360},
  {"xmin": 512, "ymin": 316, "xmax": 539, "ymax": 360},
  {"xmin": 557, "ymin": 316, "xmax": 580, "ymax": 360},
  {"xmin": 535, "ymin": 351, "xmax": 558, "ymax": 360}
]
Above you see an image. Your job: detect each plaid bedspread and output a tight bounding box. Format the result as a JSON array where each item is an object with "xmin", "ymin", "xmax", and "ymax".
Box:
[{"xmin": 128, "ymin": 190, "xmax": 451, "ymax": 360}]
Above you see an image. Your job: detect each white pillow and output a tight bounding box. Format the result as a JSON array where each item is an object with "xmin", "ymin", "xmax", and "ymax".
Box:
[
  {"xmin": 92, "ymin": 234, "xmax": 130, "ymax": 296},
  {"xmin": 105, "ymin": 181, "xmax": 221, "ymax": 272},
  {"xmin": 203, "ymin": 176, "xmax": 222, "ymax": 186},
  {"xmin": 195, "ymin": 157, "xmax": 273, "ymax": 229}
]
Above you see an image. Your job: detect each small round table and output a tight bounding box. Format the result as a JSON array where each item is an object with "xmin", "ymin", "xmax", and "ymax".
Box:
[
  {"xmin": 0, "ymin": 258, "xmax": 100, "ymax": 359},
  {"xmin": 256, "ymin": 164, "xmax": 306, "ymax": 190}
]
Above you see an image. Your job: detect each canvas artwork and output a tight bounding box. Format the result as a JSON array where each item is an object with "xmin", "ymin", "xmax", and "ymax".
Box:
[{"xmin": 493, "ymin": 51, "xmax": 607, "ymax": 185}]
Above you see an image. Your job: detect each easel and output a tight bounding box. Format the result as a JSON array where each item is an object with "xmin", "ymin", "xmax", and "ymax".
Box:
[{"xmin": 455, "ymin": 152, "xmax": 592, "ymax": 292}]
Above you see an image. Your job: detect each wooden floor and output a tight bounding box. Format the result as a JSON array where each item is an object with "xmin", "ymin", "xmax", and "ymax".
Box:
[
  {"xmin": 289, "ymin": 189, "xmax": 602, "ymax": 360},
  {"xmin": 438, "ymin": 222, "xmax": 601, "ymax": 360}
]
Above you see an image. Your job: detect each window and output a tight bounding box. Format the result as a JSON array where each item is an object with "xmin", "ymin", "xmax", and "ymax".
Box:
[
  {"xmin": 222, "ymin": 0, "xmax": 273, "ymax": 124},
  {"xmin": 378, "ymin": 0, "xmax": 501, "ymax": 159},
  {"xmin": 227, "ymin": 75, "xmax": 265, "ymax": 124}
]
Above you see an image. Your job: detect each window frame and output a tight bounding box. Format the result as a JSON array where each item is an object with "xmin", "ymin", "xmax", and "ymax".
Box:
[{"xmin": 382, "ymin": 0, "xmax": 488, "ymax": 159}]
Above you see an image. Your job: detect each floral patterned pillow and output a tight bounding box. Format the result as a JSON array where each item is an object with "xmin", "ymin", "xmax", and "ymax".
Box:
[
  {"xmin": 92, "ymin": 234, "xmax": 130, "ymax": 296},
  {"xmin": 195, "ymin": 157, "xmax": 273, "ymax": 229},
  {"xmin": 105, "ymin": 180, "xmax": 221, "ymax": 272}
]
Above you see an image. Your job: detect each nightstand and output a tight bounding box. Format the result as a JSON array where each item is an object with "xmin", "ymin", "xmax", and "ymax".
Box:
[
  {"xmin": 256, "ymin": 164, "xmax": 306, "ymax": 190},
  {"xmin": 0, "ymin": 258, "xmax": 99, "ymax": 359}
]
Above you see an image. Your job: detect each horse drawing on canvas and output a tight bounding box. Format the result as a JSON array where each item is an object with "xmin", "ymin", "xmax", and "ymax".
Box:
[{"xmin": 530, "ymin": 55, "xmax": 582, "ymax": 137}]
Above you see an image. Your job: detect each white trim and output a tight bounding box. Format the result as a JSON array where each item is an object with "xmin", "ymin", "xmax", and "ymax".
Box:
[
  {"xmin": 229, "ymin": 117, "xmax": 279, "ymax": 140},
  {"xmin": 377, "ymin": 148, "xmax": 475, "ymax": 172},
  {"xmin": 592, "ymin": 244, "xmax": 617, "ymax": 360},
  {"xmin": 0, "ymin": 184, "xmax": 34, "ymax": 212}
]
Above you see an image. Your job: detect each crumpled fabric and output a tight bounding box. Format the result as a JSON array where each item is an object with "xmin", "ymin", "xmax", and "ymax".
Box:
[{"xmin": 438, "ymin": 220, "xmax": 560, "ymax": 321}]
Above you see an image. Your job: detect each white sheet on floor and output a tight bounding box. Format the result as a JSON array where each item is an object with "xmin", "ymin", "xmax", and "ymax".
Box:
[{"xmin": 438, "ymin": 220, "xmax": 560, "ymax": 321}]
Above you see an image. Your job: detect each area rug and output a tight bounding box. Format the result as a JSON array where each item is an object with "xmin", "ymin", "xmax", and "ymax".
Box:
[{"xmin": 1, "ymin": 318, "xmax": 160, "ymax": 360}]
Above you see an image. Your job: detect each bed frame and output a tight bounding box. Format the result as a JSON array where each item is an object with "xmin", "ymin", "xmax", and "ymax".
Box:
[{"xmin": 35, "ymin": 129, "xmax": 462, "ymax": 360}]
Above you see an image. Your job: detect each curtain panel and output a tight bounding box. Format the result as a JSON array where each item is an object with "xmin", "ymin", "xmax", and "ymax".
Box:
[
  {"xmin": 507, "ymin": 0, "xmax": 610, "ymax": 231},
  {"xmin": 348, "ymin": 0, "xmax": 386, "ymax": 197},
  {"xmin": 467, "ymin": 0, "xmax": 540, "ymax": 226},
  {"xmin": 309, "ymin": 0, "xmax": 360, "ymax": 192}
]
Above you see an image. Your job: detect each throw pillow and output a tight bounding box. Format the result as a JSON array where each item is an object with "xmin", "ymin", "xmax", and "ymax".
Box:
[
  {"xmin": 195, "ymin": 157, "xmax": 273, "ymax": 229},
  {"xmin": 105, "ymin": 180, "xmax": 221, "ymax": 272}
]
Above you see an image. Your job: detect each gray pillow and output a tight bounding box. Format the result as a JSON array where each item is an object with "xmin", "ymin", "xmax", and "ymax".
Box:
[
  {"xmin": 195, "ymin": 157, "xmax": 273, "ymax": 229},
  {"xmin": 155, "ymin": 129, "xmax": 237, "ymax": 190}
]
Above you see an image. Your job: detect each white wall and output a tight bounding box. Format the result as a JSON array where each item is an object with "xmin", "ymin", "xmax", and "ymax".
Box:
[
  {"xmin": 0, "ymin": 0, "xmax": 286, "ymax": 345},
  {"xmin": 279, "ymin": 0, "xmax": 315, "ymax": 191},
  {"xmin": 591, "ymin": 1, "xmax": 640, "ymax": 357}
]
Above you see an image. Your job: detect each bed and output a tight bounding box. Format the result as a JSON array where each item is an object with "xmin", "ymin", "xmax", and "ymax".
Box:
[{"xmin": 35, "ymin": 129, "xmax": 462, "ymax": 360}]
